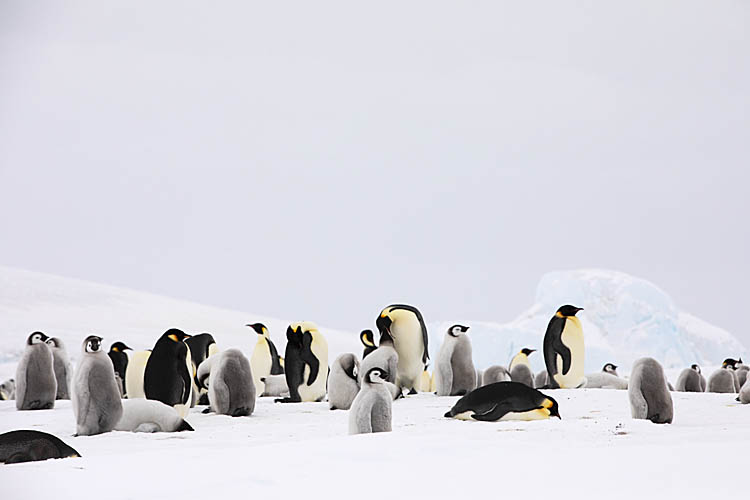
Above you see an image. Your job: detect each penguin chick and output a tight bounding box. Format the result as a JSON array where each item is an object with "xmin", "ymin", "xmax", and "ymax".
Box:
[
  {"xmin": 260, "ymin": 374, "xmax": 289, "ymax": 397},
  {"xmin": 534, "ymin": 370, "xmax": 549, "ymax": 388},
  {"xmin": 482, "ymin": 365, "xmax": 511, "ymax": 386},
  {"xmin": 72, "ymin": 335, "xmax": 123, "ymax": 435},
  {"xmin": 435, "ymin": 325, "xmax": 476, "ymax": 396},
  {"xmin": 204, "ymin": 349, "xmax": 256, "ymax": 417},
  {"xmin": 602, "ymin": 363, "xmax": 619, "ymax": 376},
  {"xmin": 0, "ymin": 430, "xmax": 80, "ymax": 464},
  {"xmin": 329, "ymin": 353, "xmax": 360, "ymax": 410},
  {"xmin": 349, "ymin": 367, "xmax": 392, "ymax": 434},
  {"xmin": 707, "ymin": 367, "xmax": 738, "ymax": 393},
  {"xmin": 675, "ymin": 364, "xmax": 706, "ymax": 392},
  {"xmin": 0, "ymin": 378, "xmax": 15, "ymax": 400},
  {"xmin": 509, "ymin": 348, "xmax": 535, "ymax": 388},
  {"xmin": 45, "ymin": 337, "xmax": 72, "ymax": 400},
  {"xmin": 15, "ymin": 332, "xmax": 57, "ymax": 410},
  {"xmin": 115, "ymin": 399, "xmax": 194, "ymax": 432},
  {"xmin": 583, "ymin": 372, "xmax": 628, "ymax": 390},
  {"xmin": 444, "ymin": 381, "xmax": 560, "ymax": 422},
  {"xmin": 738, "ymin": 376, "xmax": 750, "ymax": 404},
  {"xmin": 628, "ymin": 357, "xmax": 673, "ymax": 424}
]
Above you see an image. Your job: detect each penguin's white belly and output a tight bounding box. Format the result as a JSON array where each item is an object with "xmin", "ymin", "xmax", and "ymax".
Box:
[
  {"xmin": 499, "ymin": 408, "xmax": 551, "ymax": 421},
  {"xmin": 125, "ymin": 351, "xmax": 151, "ymax": 399},
  {"xmin": 394, "ymin": 326, "xmax": 423, "ymax": 387},
  {"xmin": 553, "ymin": 319, "xmax": 585, "ymax": 389},
  {"xmin": 250, "ymin": 341, "xmax": 272, "ymax": 393},
  {"xmin": 298, "ymin": 335, "xmax": 328, "ymax": 402}
]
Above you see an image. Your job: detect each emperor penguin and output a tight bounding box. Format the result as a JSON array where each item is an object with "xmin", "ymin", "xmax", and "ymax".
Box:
[
  {"xmin": 144, "ymin": 329, "xmax": 193, "ymax": 417},
  {"xmin": 435, "ymin": 325, "xmax": 476, "ymax": 396},
  {"xmin": 543, "ymin": 305, "xmax": 585, "ymax": 389},
  {"xmin": 248, "ymin": 323, "xmax": 284, "ymax": 395},
  {"xmin": 707, "ymin": 367, "xmax": 738, "ymax": 393},
  {"xmin": 360, "ymin": 333, "xmax": 401, "ymax": 400},
  {"xmin": 736, "ymin": 364, "xmax": 749, "ymax": 388},
  {"xmin": 360, "ymin": 330, "xmax": 377, "ymax": 359},
  {"xmin": 0, "ymin": 430, "xmax": 81, "ymax": 464},
  {"xmin": 444, "ymin": 381, "xmax": 560, "ymax": 422},
  {"xmin": 583, "ymin": 371, "xmax": 628, "ymax": 390},
  {"xmin": 328, "ymin": 353, "xmax": 360, "ymax": 410},
  {"xmin": 508, "ymin": 348, "xmax": 536, "ymax": 388},
  {"xmin": 376, "ymin": 304, "xmax": 429, "ymax": 394},
  {"xmin": 675, "ymin": 364, "xmax": 706, "ymax": 392},
  {"xmin": 737, "ymin": 376, "xmax": 750, "ymax": 404},
  {"xmin": 186, "ymin": 333, "xmax": 217, "ymax": 405},
  {"xmin": 259, "ymin": 374, "xmax": 289, "ymax": 397},
  {"xmin": 72, "ymin": 335, "xmax": 124, "ymax": 435},
  {"xmin": 15, "ymin": 332, "xmax": 57, "ymax": 410},
  {"xmin": 0, "ymin": 378, "xmax": 15, "ymax": 400},
  {"xmin": 107, "ymin": 342, "xmax": 132, "ymax": 397},
  {"xmin": 199, "ymin": 349, "xmax": 256, "ymax": 417},
  {"xmin": 115, "ymin": 399, "xmax": 194, "ymax": 432},
  {"xmin": 628, "ymin": 357, "xmax": 673, "ymax": 424},
  {"xmin": 603, "ymin": 363, "xmax": 619, "ymax": 376},
  {"xmin": 276, "ymin": 322, "xmax": 328, "ymax": 403},
  {"xmin": 482, "ymin": 365, "xmax": 511, "ymax": 386},
  {"xmin": 124, "ymin": 350, "xmax": 151, "ymax": 399},
  {"xmin": 45, "ymin": 337, "xmax": 72, "ymax": 400},
  {"xmin": 349, "ymin": 367, "xmax": 393, "ymax": 434},
  {"xmin": 420, "ymin": 368, "xmax": 432, "ymax": 392},
  {"xmin": 534, "ymin": 370, "xmax": 549, "ymax": 388}
]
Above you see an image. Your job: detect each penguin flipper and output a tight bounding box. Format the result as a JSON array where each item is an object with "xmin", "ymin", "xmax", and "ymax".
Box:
[
  {"xmin": 471, "ymin": 403, "xmax": 512, "ymax": 422},
  {"xmin": 543, "ymin": 316, "xmax": 565, "ymax": 378},
  {"xmin": 300, "ymin": 333, "xmax": 319, "ymax": 386}
]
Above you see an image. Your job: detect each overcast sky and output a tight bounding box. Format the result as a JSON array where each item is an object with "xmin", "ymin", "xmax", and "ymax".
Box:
[{"xmin": 1, "ymin": 2, "xmax": 748, "ymax": 345}]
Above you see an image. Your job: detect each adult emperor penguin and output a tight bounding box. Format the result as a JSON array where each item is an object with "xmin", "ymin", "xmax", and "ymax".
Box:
[
  {"xmin": 199, "ymin": 348, "xmax": 256, "ymax": 416},
  {"xmin": 628, "ymin": 357, "xmax": 673, "ymax": 424},
  {"xmin": 482, "ymin": 366, "xmax": 511, "ymax": 386},
  {"xmin": 45, "ymin": 337, "xmax": 72, "ymax": 400},
  {"xmin": 376, "ymin": 304, "xmax": 429, "ymax": 394},
  {"xmin": 543, "ymin": 305, "xmax": 585, "ymax": 389},
  {"xmin": 72, "ymin": 335, "xmax": 123, "ymax": 435},
  {"xmin": 125, "ymin": 350, "xmax": 151, "ymax": 399},
  {"xmin": 15, "ymin": 332, "xmax": 57, "ymax": 410},
  {"xmin": 360, "ymin": 330, "xmax": 377, "ymax": 359},
  {"xmin": 248, "ymin": 323, "xmax": 284, "ymax": 395},
  {"xmin": 675, "ymin": 364, "xmax": 706, "ymax": 392},
  {"xmin": 0, "ymin": 430, "xmax": 81, "ymax": 464},
  {"xmin": 435, "ymin": 325, "xmax": 476, "ymax": 396},
  {"xmin": 107, "ymin": 342, "xmax": 132, "ymax": 397},
  {"xmin": 329, "ymin": 353, "xmax": 360, "ymax": 410},
  {"xmin": 144, "ymin": 329, "xmax": 193, "ymax": 417},
  {"xmin": 0, "ymin": 378, "xmax": 15, "ymax": 400},
  {"xmin": 349, "ymin": 367, "xmax": 393, "ymax": 434},
  {"xmin": 276, "ymin": 322, "xmax": 328, "ymax": 403},
  {"xmin": 115, "ymin": 399, "xmax": 194, "ymax": 432},
  {"xmin": 508, "ymin": 348, "xmax": 536, "ymax": 388},
  {"xmin": 444, "ymin": 381, "xmax": 560, "ymax": 422},
  {"xmin": 707, "ymin": 366, "xmax": 738, "ymax": 393},
  {"xmin": 186, "ymin": 333, "xmax": 217, "ymax": 405}
]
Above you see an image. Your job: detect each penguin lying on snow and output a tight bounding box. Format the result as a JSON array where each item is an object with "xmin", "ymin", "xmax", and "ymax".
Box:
[
  {"xmin": 628, "ymin": 357, "xmax": 673, "ymax": 424},
  {"xmin": 260, "ymin": 374, "xmax": 289, "ymax": 397},
  {"xmin": 445, "ymin": 382, "xmax": 560, "ymax": 422},
  {"xmin": 115, "ymin": 399, "xmax": 194, "ymax": 432},
  {"xmin": 72, "ymin": 335, "xmax": 123, "ymax": 436},
  {"xmin": 584, "ymin": 364, "xmax": 628, "ymax": 390},
  {"xmin": 349, "ymin": 367, "xmax": 393, "ymax": 435},
  {"xmin": 46, "ymin": 337, "xmax": 72, "ymax": 400},
  {"xmin": 508, "ymin": 348, "xmax": 535, "ymax": 388},
  {"xmin": 329, "ymin": 353, "xmax": 360, "ymax": 410},
  {"xmin": 0, "ymin": 430, "xmax": 81, "ymax": 464},
  {"xmin": 0, "ymin": 379, "xmax": 15, "ymax": 400},
  {"xmin": 435, "ymin": 325, "xmax": 476, "ymax": 396},
  {"xmin": 675, "ymin": 364, "xmax": 706, "ymax": 392},
  {"xmin": 16, "ymin": 332, "xmax": 57, "ymax": 410}
]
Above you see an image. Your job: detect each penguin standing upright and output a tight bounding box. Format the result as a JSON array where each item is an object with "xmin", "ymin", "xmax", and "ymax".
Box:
[
  {"xmin": 435, "ymin": 325, "xmax": 476, "ymax": 396},
  {"xmin": 144, "ymin": 329, "xmax": 193, "ymax": 417},
  {"xmin": 707, "ymin": 366, "xmax": 737, "ymax": 393},
  {"xmin": 628, "ymin": 357, "xmax": 673, "ymax": 424},
  {"xmin": 376, "ymin": 304, "xmax": 429, "ymax": 394},
  {"xmin": 248, "ymin": 323, "xmax": 283, "ymax": 395},
  {"xmin": 328, "ymin": 353, "xmax": 360, "ymax": 410},
  {"xmin": 185, "ymin": 333, "xmax": 217, "ymax": 405},
  {"xmin": 508, "ymin": 348, "xmax": 535, "ymax": 388},
  {"xmin": 72, "ymin": 335, "xmax": 123, "ymax": 435},
  {"xmin": 125, "ymin": 350, "xmax": 151, "ymax": 399},
  {"xmin": 360, "ymin": 330, "xmax": 377, "ymax": 359},
  {"xmin": 543, "ymin": 305, "xmax": 585, "ymax": 389},
  {"xmin": 107, "ymin": 342, "xmax": 132, "ymax": 396},
  {"xmin": 46, "ymin": 337, "xmax": 72, "ymax": 400},
  {"xmin": 276, "ymin": 322, "xmax": 328, "ymax": 403},
  {"xmin": 349, "ymin": 367, "xmax": 393, "ymax": 435},
  {"xmin": 15, "ymin": 332, "xmax": 57, "ymax": 410}
]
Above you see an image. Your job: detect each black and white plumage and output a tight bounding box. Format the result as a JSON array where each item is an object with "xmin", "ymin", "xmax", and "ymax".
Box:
[
  {"xmin": 0, "ymin": 430, "xmax": 81, "ymax": 464},
  {"xmin": 16, "ymin": 332, "xmax": 57, "ymax": 410},
  {"xmin": 543, "ymin": 305, "xmax": 585, "ymax": 389},
  {"xmin": 348, "ymin": 367, "xmax": 392, "ymax": 434},
  {"xmin": 276, "ymin": 322, "xmax": 328, "ymax": 403},
  {"xmin": 107, "ymin": 341, "xmax": 132, "ymax": 397},
  {"xmin": 444, "ymin": 381, "xmax": 560, "ymax": 422},
  {"xmin": 144, "ymin": 329, "xmax": 194, "ymax": 418},
  {"xmin": 376, "ymin": 304, "xmax": 429, "ymax": 394}
]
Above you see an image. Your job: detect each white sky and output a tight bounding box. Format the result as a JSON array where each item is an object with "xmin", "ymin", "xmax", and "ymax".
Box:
[{"xmin": 1, "ymin": 2, "xmax": 748, "ymax": 345}]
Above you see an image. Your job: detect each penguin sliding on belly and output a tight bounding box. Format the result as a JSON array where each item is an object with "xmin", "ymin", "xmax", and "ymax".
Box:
[
  {"xmin": 543, "ymin": 305, "xmax": 585, "ymax": 389},
  {"xmin": 376, "ymin": 304, "xmax": 429, "ymax": 394},
  {"xmin": 0, "ymin": 430, "xmax": 81, "ymax": 464},
  {"xmin": 276, "ymin": 322, "xmax": 328, "ymax": 403},
  {"xmin": 445, "ymin": 381, "xmax": 560, "ymax": 422}
]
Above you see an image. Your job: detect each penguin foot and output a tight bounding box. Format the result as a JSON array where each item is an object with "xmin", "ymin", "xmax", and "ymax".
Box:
[
  {"xmin": 274, "ymin": 397, "xmax": 301, "ymax": 403},
  {"xmin": 201, "ymin": 407, "xmax": 211, "ymax": 414},
  {"xmin": 408, "ymin": 388, "xmax": 418, "ymax": 395}
]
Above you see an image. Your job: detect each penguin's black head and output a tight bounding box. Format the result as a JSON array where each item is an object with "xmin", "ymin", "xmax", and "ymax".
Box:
[
  {"xmin": 691, "ymin": 364, "xmax": 701, "ymax": 373},
  {"xmin": 543, "ymin": 396, "xmax": 561, "ymax": 419},
  {"xmin": 27, "ymin": 331, "xmax": 49, "ymax": 345},
  {"xmin": 448, "ymin": 325, "xmax": 470, "ymax": 337},
  {"xmin": 246, "ymin": 323, "xmax": 267, "ymax": 335},
  {"xmin": 365, "ymin": 367, "xmax": 388, "ymax": 384},
  {"xmin": 165, "ymin": 329, "xmax": 191, "ymax": 343},
  {"xmin": 521, "ymin": 348, "xmax": 536, "ymax": 356},
  {"xmin": 603, "ymin": 363, "xmax": 618, "ymax": 374},
  {"xmin": 286, "ymin": 324, "xmax": 302, "ymax": 345},
  {"xmin": 110, "ymin": 341, "xmax": 132, "ymax": 353},
  {"xmin": 376, "ymin": 314, "xmax": 395, "ymax": 345},
  {"xmin": 556, "ymin": 305, "xmax": 583, "ymax": 317},
  {"xmin": 84, "ymin": 335, "xmax": 103, "ymax": 353},
  {"xmin": 360, "ymin": 329, "xmax": 375, "ymax": 348},
  {"xmin": 45, "ymin": 337, "xmax": 61, "ymax": 348},
  {"xmin": 722, "ymin": 358, "xmax": 740, "ymax": 369}
]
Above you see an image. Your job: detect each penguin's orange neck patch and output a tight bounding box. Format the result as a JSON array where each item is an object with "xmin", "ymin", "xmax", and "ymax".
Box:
[{"xmin": 168, "ymin": 334, "xmax": 179, "ymax": 342}]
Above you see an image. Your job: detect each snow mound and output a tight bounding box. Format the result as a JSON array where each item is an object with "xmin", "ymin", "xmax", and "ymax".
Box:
[{"xmin": 428, "ymin": 269, "xmax": 746, "ymax": 373}]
